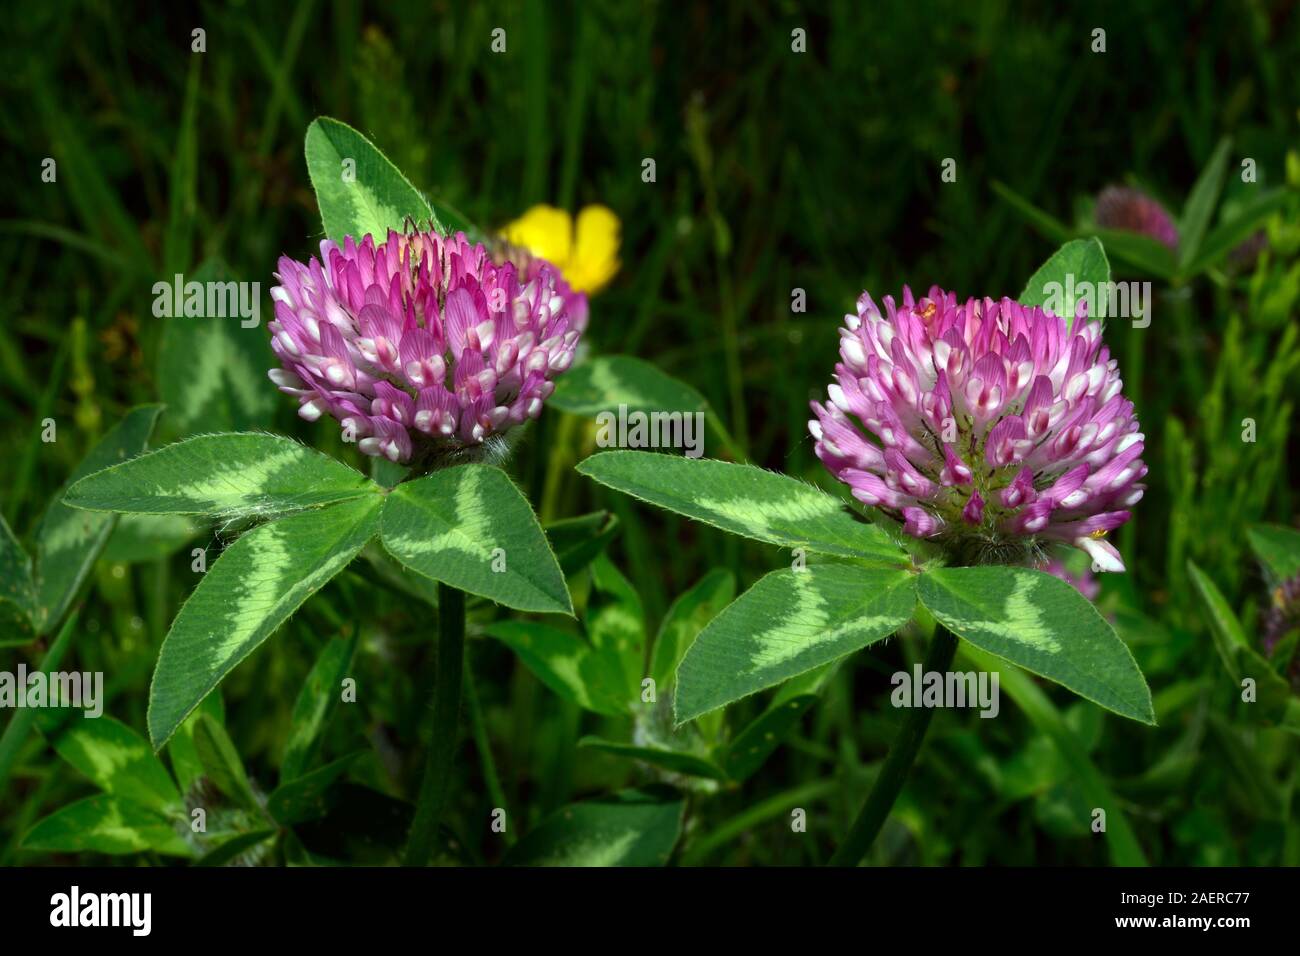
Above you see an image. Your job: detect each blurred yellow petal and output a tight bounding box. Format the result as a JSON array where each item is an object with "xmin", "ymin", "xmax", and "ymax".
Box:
[
  {"xmin": 567, "ymin": 205, "xmax": 621, "ymax": 294},
  {"xmin": 501, "ymin": 204, "xmax": 573, "ymax": 269}
]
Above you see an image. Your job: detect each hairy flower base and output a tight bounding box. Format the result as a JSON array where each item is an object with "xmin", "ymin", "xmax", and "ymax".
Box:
[
  {"xmin": 810, "ymin": 286, "xmax": 1146, "ymax": 572},
  {"xmin": 268, "ymin": 227, "xmax": 585, "ymax": 465},
  {"xmin": 396, "ymin": 431, "xmax": 514, "ymax": 476}
]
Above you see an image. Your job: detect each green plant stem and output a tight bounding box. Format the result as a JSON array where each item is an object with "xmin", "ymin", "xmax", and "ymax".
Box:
[
  {"xmin": 829, "ymin": 624, "xmax": 959, "ymax": 866},
  {"xmin": 681, "ymin": 778, "xmax": 839, "ymax": 866},
  {"xmin": 463, "ymin": 654, "xmax": 514, "ymax": 845},
  {"xmin": 403, "ymin": 583, "xmax": 465, "ymax": 866},
  {"xmin": 1166, "ymin": 284, "xmax": 1205, "ymax": 401},
  {"xmin": 539, "ymin": 413, "xmax": 579, "ymax": 524}
]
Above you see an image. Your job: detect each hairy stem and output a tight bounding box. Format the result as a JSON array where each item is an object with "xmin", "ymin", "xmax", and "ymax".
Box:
[
  {"xmin": 403, "ymin": 583, "xmax": 465, "ymax": 865},
  {"xmin": 829, "ymin": 623, "xmax": 959, "ymax": 866}
]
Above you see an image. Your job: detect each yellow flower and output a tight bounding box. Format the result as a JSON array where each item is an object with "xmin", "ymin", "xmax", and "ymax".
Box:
[{"xmin": 501, "ymin": 204, "xmax": 621, "ymax": 295}]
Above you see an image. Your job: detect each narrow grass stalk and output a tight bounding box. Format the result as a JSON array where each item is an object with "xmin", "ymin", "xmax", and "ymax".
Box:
[
  {"xmin": 404, "ymin": 583, "xmax": 466, "ymax": 865},
  {"xmin": 539, "ymin": 413, "xmax": 579, "ymax": 523},
  {"xmin": 6, "ymin": 337, "xmax": 68, "ymax": 527},
  {"xmin": 0, "ymin": 609, "xmax": 80, "ymax": 792},
  {"xmin": 681, "ymin": 778, "xmax": 839, "ymax": 866},
  {"xmin": 829, "ymin": 624, "xmax": 959, "ymax": 866},
  {"xmin": 463, "ymin": 655, "xmax": 514, "ymax": 846},
  {"xmin": 520, "ymin": 0, "xmax": 549, "ymax": 205}
]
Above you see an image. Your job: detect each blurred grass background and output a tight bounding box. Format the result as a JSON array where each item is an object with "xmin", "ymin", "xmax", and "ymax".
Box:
[{"xmin": 1, "ymin": 0, "xmax": 1298, "ymax": 865}]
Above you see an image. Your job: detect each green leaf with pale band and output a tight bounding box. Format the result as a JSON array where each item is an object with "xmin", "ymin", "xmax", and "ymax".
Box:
[
  {"xmin": 486, "ymin": 620, "xmax": 632, "ymax": 716},
  {"xmin": 1018, "ymin": 237, "xmax": 1111, "ymax": 330},
  {"xmin": 550, "ymin": 355, "xmax": 709, "ymax": 417},
  {"xmin": 148, "ymin": 495, "xmax": 381, "ymax": 749},
  {"xmin": 0, "ymin": 513, "xmax": 36, "ymax": 644},
  {"xmin": 49, "ymin": 716, "xmax": 180, "ymax": 811},
  {"xmin": 586, "ymin": 554, "xmax": 647, "ymax": 704},
  {"xmin": 34, "ymin": 404, "xmax": 162, "ymax": 633},
  {"xmin": 305, "ymin": 117, "xmax": 480, "ymax": 243},
  {"xmin": 503, "ymin": 787, "xmax": 684, "ymax": 867},
  {"xmin": 156, "ymin": 259, "xmax": 276, "ymax": 439},
  {"xmin": 650, "ymin": 568, "xmax": 736, "ymax": 688},
  {"xmin": 66, "ymin": 433, "xmax": 380, "ymax": 518},
  {"xmin": 576, "ymin": 451, "xmax": 907, "ymax": 564},
  {"xmin": 381, "ymin": 463, "xmax": 572, "ymax": 615},
  {"xmin": 306, "ymin": 117, "xmax": 436, "ymax": 243},
  {"xmin": 674, "ymin": 565, "xmax": 917, "ymax": 722},
  {"xmin": 916, "ymin": 566, "xmax": 1154, "ymax": 725},
  {"xmin": 103, "ymin": 513, "xmax": 199, "ymax": 564},
  {"xmin": 23, "ymin": 794, "xmax": 193, "ymax": 857}
]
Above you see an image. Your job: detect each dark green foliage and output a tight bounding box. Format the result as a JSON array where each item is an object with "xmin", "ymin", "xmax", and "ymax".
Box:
[{"xmin": 1, "ymin": 0, "xmax": 1298, "ymax": 866}]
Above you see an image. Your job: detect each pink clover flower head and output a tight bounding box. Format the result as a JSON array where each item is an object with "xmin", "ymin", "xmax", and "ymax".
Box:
[
  {"xmin": 1094, "ymin": 186, "xmax": 1179, "ymax": 251},
  {"xmin": 268, "ymin": 228, "xmax": 584, "ymax": 467},
  {"xmin": 809, "ymin": 286, "xmax": 1145, "ymax": 571}
]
